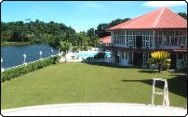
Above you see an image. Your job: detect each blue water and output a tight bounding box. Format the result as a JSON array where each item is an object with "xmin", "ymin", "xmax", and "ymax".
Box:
[
  {"xmin": 75, "ymin": 51, "xmax": 111, "ymax": 59},
  {"xmin": 1, "ymin": 44, "xmax": 58, "ymax": 69}
]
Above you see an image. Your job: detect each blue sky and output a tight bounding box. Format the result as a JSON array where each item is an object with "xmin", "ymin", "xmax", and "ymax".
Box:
[{"xmin": 2, "ymin": 1, "xmax": 187, "ymax": 32}]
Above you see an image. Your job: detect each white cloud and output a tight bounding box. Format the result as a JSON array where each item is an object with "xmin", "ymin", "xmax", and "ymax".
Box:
[{"xmin": 143, "ymin": 1, "xmax": 186, "ymax": 7}]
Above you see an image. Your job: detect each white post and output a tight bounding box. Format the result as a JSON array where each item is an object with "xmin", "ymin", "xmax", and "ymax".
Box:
[
  {"xmin": 51, "ymin": 48, "xmax": 54, "ymax": 57},
  {"xmin": 39, "ymin": 51, "xmax": 42, "ymax": 60},
  {"xmin": 1, "ymin": 58, "xmax": 4, "ymax": 72},
  {"xmin": 151, "ymin": 79, "xmax": 155, "ymax": 105},
  {"xmin": 23, "ymin": 53, "xmax": 27, "ymax": 65},
  {"xmin": 163, "ymin": 80, "xmax": 169, "ymax": 106}
]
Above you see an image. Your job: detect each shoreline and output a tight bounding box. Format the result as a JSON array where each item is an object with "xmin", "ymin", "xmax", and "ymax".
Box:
[{"xmin": 1, "ymin": 42, "xmax": 31, "ymax": 47}]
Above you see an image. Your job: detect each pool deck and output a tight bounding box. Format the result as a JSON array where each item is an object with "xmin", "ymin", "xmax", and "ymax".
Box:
[{"xmin": 2, "ymin": 103, "xmax": 187, "ymax": 116}]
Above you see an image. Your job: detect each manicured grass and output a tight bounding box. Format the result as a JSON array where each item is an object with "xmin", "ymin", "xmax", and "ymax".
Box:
[{"xmin": 1, "ymin": 63, "xmax": 187, "ymax": 109}]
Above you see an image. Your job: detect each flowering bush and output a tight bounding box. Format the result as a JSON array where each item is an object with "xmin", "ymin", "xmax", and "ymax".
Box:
[{"xmin": 149, "ymin": 51, "xmax": 171, "ymax": 73}]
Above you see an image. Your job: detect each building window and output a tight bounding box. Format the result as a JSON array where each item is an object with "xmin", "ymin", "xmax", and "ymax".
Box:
[
  {"xmin": 155, "ymin": 30, "xmax": 187, "ymax": 47},
  {"xmin": 113, "ymin": 31, "xmax": 125, "ymax": 46},
  {"xmin": 150, "ymin": 37, "xmax": 152, "ymax": 47},
  {"xmin": 121, "ymin": 51, "xmax": 124, "ymax": 59},
  {"xmin": 178, "ymin": 54, "xmax": 183, "ymax": 59},
  {"xmin": 180, "ymin": 37, "xmax": 186, "ymax": 45},
  {"xmin": 145, "ymin": 41, "xmax": 149, "ymax": 47},
  {"xmin": 124, "ymin": 52, "xmax": 127, "ymax": 59},
  {"xmin": 128, "ymin": 52, "xmax": 133, "ymax": 64},
  {"xmin": 171, "ymin": 37, "xmax": 177, "ymax": 45},
  {"xmin": 143, "ymin": 53, "xmax": 148, "ymax": 66},
  {"xmin": 114, "ymin": 38, "xmax": 116, "ymax": 44},
  {"xmin": 164, "ymin": 37, "xmax": 170, "ymax": 45}
]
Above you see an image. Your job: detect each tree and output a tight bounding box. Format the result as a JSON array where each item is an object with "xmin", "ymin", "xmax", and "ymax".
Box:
[
  {"xmin": 87, "ymin": 28, "xmax": 99, "ymax": 47},
  {"xmin": 149, "ymin": 51, "xmax": 171, "ymax": 73},
  {"xmin": 96, "ymin": 23, "xmax": 110, "ymax": 38},
  {"xmin": 58, "ymin": 40, "xmax": 72, "ymax": 63},
  {"xmin": 95, "ymin": 18, "xmax": 131, "ymax": 38},
  {"xmin": 69, "ymin": 33, "xmax": 80, "ymax": 46},
  {"xmin": 78, "ymin": 32, "xmax": 90, "ymax": 50},
  {"xmin": 178, "ymin": 12, "xmax": 187, "ymax": 20},
  {"xmin": 108, "ymin": 18, "xmax": 130, "ymax": 28}
]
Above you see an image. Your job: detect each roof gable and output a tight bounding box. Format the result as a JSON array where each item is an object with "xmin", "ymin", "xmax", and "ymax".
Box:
[{"xmin": 99, "ymin": 36, "xmax": 111, "ymax": 43}]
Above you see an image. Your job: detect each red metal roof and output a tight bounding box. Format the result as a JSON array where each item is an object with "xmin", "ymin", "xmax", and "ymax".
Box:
[
  {"xmin": 108, "ymin": 7, "xmax": 187, "ymax": 30},
  {"xmin": 99, "ymin": 36, "xmax": 111, "ymax": 43}
]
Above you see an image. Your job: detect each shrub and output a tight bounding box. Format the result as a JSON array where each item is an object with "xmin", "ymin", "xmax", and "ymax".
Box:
[
  {"xmin": 51, "ymin": 55, "xmax": 61, "ymax": 64},
  {"xmin": 1, "ymin": 56, "xmax": 59, "ymax": 82},
  {"xmin": 94, "ymin": 51, "xmax": 106, "ymax": 60}
]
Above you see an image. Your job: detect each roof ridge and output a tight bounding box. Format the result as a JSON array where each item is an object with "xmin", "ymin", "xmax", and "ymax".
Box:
[{"xmin": 152, "ymin": 7, "xmax": 166, "ymax": 28}]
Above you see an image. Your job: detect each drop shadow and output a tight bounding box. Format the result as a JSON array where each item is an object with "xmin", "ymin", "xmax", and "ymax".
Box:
[
  {"xmin": 82, "ymin": 61, "xmax": 140, "ymax": 69},
  {"xmin": 121, "ymin": 75, "xmax": 187, "ymax": 98},
  {"xmin": 138, "ymin": 69, "xmax": 159, "ymax": 74}
]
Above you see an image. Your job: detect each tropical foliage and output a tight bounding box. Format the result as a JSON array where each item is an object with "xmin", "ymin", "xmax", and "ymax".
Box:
[
  {"xmin": 1, "ymin": 20, "xmax": 98, "ymax": 49},
  {"xmin": 149, "ymin": 51, "xmax": 171, "ymax": 73},
  {"xmin": 178, "ymin": 12, "xmax": 187, "ymax": 20},
  {"xmin": 59, "ymin": 41, "xmax": 72, "ymax": 55}
]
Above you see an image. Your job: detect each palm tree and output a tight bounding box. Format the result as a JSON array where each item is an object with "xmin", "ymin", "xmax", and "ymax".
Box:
[
  {"xmin": 149, "ymin": 51, "xmax": 171, "ymax": 73},
  {"xmin": 58, "ymin": 41, "xmax": 72, "ymax": 63}
]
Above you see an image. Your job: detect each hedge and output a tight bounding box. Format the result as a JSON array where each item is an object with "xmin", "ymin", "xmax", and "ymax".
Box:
[{"xmin": 1, "ymin": 55, "xmax": 60, "ymax": 82}]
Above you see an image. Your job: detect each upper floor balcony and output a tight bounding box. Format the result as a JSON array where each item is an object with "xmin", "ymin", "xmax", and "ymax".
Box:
[{"xmin": 111, "ymin": 30, "xmax": 187, "ymax": 50}]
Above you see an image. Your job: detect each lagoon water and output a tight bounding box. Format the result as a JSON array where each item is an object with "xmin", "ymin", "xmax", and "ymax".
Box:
[{"xmin": 1, "ymin": 44, "xmax": 58, "ymax": 69}]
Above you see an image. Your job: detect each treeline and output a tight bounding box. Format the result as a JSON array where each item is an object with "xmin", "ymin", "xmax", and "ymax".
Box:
[
  {"xmin": 1, "ymin": 19, "xmax": 99, "ymax": 49},
  {"xmin": 1, "ymin": 18, "xmax": 130, "ymax": 49}
]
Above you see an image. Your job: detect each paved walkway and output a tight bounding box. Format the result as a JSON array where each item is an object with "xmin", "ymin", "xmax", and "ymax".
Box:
[{"xmin": 2, "ymin": 103, "xmax": 187, "ymax": 116}]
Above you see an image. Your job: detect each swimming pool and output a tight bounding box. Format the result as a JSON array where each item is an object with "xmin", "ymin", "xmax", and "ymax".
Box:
[{"xmin": 74, "ymin": 51, "xmax": 111, "ymax": 59}]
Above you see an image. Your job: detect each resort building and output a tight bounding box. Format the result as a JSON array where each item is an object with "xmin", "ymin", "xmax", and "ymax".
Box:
[
  {"xmin": 107, "ymin": 7, "xmax": 187, "ymax": 68},
  {"xmin": 99, "ymin": 36, "xmax": 111, "ymax": 46}
]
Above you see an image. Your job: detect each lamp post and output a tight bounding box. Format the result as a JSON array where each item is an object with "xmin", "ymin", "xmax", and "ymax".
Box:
[
  {"xmin": 23, "ymin": 53, "xmax": 27, "ymax": 65},
  {"xmin": 39, "ymin": 51, "xmax": 42, "ymax": 60},
  {"xmin": 1, "ymin": 58, "xmax": 4, "ymax": 72}
]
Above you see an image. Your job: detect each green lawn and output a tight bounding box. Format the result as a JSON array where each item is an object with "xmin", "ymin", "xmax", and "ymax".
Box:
[{"xmin": 1, "ymin": 63, "xmax": 187, "ymax": 109}]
